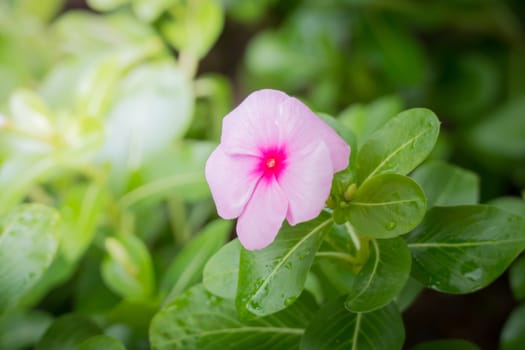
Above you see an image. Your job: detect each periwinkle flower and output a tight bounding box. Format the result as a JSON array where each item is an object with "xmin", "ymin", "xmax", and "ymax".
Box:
[{"xmin": 205, "ymin": 89, "xmax": 350, "ymax": 250}]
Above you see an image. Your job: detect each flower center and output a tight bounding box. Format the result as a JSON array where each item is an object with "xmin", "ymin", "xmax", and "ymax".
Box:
[{"xmin": 258, "ymin": 147, "xmax": 287, "ymax": 182}]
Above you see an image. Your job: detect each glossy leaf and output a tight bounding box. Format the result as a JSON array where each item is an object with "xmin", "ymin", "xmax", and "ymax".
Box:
[
  {"xmin": 203, "ymin": 239, "xmax": 241, "ymax": 299},
  {"xmin": 300, "ymin": 300, "xmax": 404, "ymax": 350},
  {"xmin": 411, "ymin": 339, "xmax": 481, "ymax": 350},
  {"xmin": 345, "ymin": 237, "xmax": 411, "ymax": 312},
  {"xmin": 411, "ymin": 161, "xmax": 479, "ymax": 207},
  {"xmin": 408, "ymin": 205, "xmax": 525, "ymax": 293},
  {"xmin": 101, "ymin": 234, "xmax": 155, "ymax": 300},
  {"xmin": 150, "ymin": 284, "xmax": 317, "ymax": 350},
  {"xmin": 161, "ymin": 220, "xmax": 231, "ymax": 304},
  {"xmin": 36, "ymin": 314, "xmax": 101, "ymax": 350},
  {"xmin": 0, "ymin": 204, "xmax": 60, "ymax": 313},
  {"xmin": 356, "ymin": 108, "xmax": 440, "ymax": 185},
  {"xmin": 236, "ymin": 213, "xmax": 333, "ymax": 318},
  {"xmin": 500, "ymin": 304, "xmax": 525, "ymax": 350},
  {"xmin": 509, "ymin": 256, "xmax": 525, "ymax": 301},
  {"xmin": 78, "ymin": 335, "xmax": 125, "ymax": 350},
  {"xmin": 347, "ymin": 173, "xmax": 427, "ymax": 238}
]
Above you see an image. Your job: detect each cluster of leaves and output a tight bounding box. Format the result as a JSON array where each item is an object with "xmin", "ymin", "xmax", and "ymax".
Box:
[
  {"xmin": 152, "ymin": 106, "xmax": 525, "ymax": 350},
  {"xmin": 240, "ymin": 0, "xmax": 525, "ymax": 198},
  {"xmin": 0, "ymin": 0, "xmax": 229, "ymax": 348},
  {"xmin": 1, "ymin": 0, "xmax": 525, "ymax": 350}
]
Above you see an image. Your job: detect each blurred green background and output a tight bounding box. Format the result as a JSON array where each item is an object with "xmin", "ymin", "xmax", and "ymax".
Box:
[{"xmin": 0, "ymin": 0, "xmax": 524, "ymax": 349}]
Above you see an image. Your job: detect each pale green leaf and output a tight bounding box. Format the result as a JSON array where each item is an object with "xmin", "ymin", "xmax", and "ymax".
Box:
[
  {"xmin": 0, "ymin": 204, "xmax": 60, "ymax": 313},
  {"xmin": 203, "ymin": 239, "xmax": 241, "ymax": 299}
]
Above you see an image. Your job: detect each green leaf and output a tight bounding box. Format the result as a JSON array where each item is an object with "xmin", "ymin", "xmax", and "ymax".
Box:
[
  {"xmin": 356, "ymin": 108, "xmax": 440, "ymax": 185},
  {"xmin": 0, "ymin": 204, "xmax": 60, "ymax": 313},
  {"xmin": 339, "ymin": 95, "xmax": 403, "ymax": 147},
  {"xmin": 408, "ymin": 205, "xmax": 525, "ymax": 293},
  {"xmin": 101, "ymin": 234, "xmax": 155, "ymax": 300},
  {"xmin": 14, "ymin": 0, "xmax": 65, "ymax": 23},
  {"xmin": 395, "ymin": 277, "xmax": 423, "ymax": 312},
  {"xmin": 345, "ymin": 237, "xmax": 411, "ymax": 312},
  {"xmin": 347, "ymin": 173, "xmax": 427, "ymax": 238},
  {"xmin": 119, "ymin": 141, "xmax": 215, "ymax": 208},
  {"xmin": 160, "ymin": 0, "xmax": 224, "ymax": 58},
  {"xmin": 36, "ymin": 314, "xmax": 101, "ymax": 350},
  {"xmin": 203, "ymin": 239, "xmax": 241, "ymax": 299},
  {"xmin": 132, "ymin": 0, "xmax": 174, "ymax": 22},
  {"xmin": 509, "ymin": 256, "xmax": 525, "ymax": 301},
  {"xmin": 59, "ymin": 183, "xmax": 108, "ymax": 262},
  {"xmin": 300, "ymin": 300, "xmax": 404, "ymax": 350},
  {"xmin": 236, "ymin": 213, "xmax": 333, "ymax": 318},
  {"xmin": 78, "ymin": 335, "xmax": 125, "ymax": 350},
  {"xmin": 0, "ymin": 310, "xmax": 53, "ymax": 350},
  {"xmin": 468, "ymin": 96, "xmax": 525, "ymax": 160},
  {"xmin": 161, "ymin": 220, "xmax": 231, "ymax": 303},
  {"xmin": 150, "ymin": 284, "xmax": 317, "ymax": 350},
  {"xmin": 488, "ymin": 197, "xmax": 525, "ymax": 217},
  {"xmin": 501, "ymin": 304, "xmax": 525, "ymax": 350},
  {"xmin": 411, "ymin": 339, "xmax": 481, "ymax": 350},
  {"xmin": 411, "ymin": 161, "xmax": 479, "ymax": 207}
]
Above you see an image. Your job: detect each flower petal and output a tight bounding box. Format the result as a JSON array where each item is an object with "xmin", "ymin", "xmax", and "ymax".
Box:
[
  {"xmin": 279, "ymin": 95, "xmax": 350, "ymax": 172},
  {"xmin": 236, "ymin": 179, "xmax": 288, "ymax": 250},
  {"xmin": 205, "ymin": 145, "xmax": 260, "ymax": 219},
  {"xmin": 221, "ymin": 89, "xmax": 289, "ymax": 156},
  {"xmin": 279, "ymin": 141, "xmax": 333, "ymax": 225}
]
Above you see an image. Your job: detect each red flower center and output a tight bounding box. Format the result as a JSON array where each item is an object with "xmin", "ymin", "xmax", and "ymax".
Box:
[{"xmin": 258, "ymin": 147, "xmax": 287, "ymax": 182}]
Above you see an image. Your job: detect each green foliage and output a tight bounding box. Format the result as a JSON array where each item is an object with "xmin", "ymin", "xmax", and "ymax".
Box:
[
  {"xmin": 346, "ymin": 173, "xmax": 427, "ymax": 238},
  {"xmin": 150, "ymin": 284, "xmax": 317, "ymax": 350},
  {"xmin": 78, "ymin": 335, "xmax": 126, "ymax": 350},
  {"xmin": 500, "ymin": 304, "xmax": 525, "ymax": 350},
  {"xmin": 203, "ymin": 239, "xmax": 241, "ymax": 299},
  {"xmin": 411, "ymin": 161, "xmax": 479, "ymax": 207},
  {"xmin": 36, "ymin": 314, "xmax": 102, "ymax": 350},
  {"xmin": 2, "ymin": 0, "xmax": 525, "ymax": 348},
  {"xmin": 236, "ymin": 213, "xmax": 332, "ymax": 318},
  {"xmin": 0, "ymin": 205, "xmax": 60, "ymax": 313},
  {"xmin": 345, "ymin": 238, "xmax": 411, "ymax": 312},
  {"xmin": 300, "ymin": 300, "xmax": 405, "ymax": 350},
  {"xmin": 101, "ymin": 234, "xmax": 156, "ymax": 300},
  {"xmin": 356, "ymin": 108, "xmax": 440, "ymax": 185},
  {"xmin": 162, "ymin": 219, "xmax": 231, "ymax": 303},
  {"xmin": 408, "ymin": 206, "xmax": 525, "ymax": 293}
]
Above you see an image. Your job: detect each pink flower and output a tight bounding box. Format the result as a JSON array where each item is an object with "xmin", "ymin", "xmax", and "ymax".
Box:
[{"xmin": 205, "ymin": 89, "xmax": 350, "ymax": 250}]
